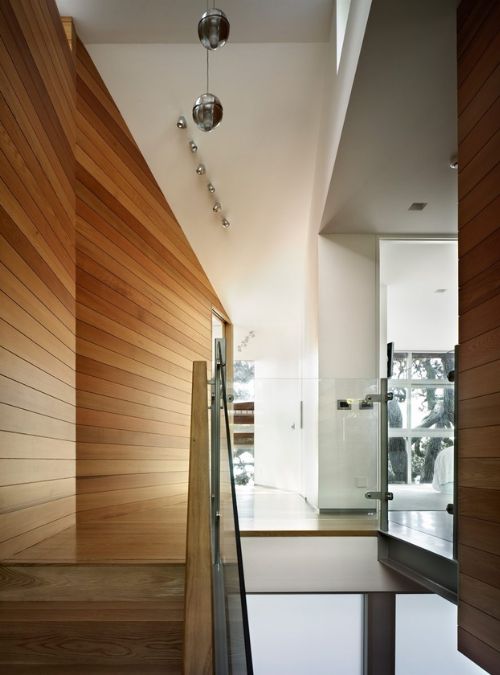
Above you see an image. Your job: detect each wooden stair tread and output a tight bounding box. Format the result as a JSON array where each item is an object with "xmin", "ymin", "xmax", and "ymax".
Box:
[
  {"xmin": 2, "ymin": 666, "xmax": 180, "ymax": 674},
  {"xmin": 0, "ymin": 564, "xmax": 184, "ymax": 601},
  {"xmin": 0, "ymin": 600, "xmax": 184, "ymax": 622},
  {"xmin": 0, "ymin": 563, "xmax": 184, "ymax": 669},
  {"xmin": 0, "ymin": 621, "xmax": 182, "ymax": 665}
]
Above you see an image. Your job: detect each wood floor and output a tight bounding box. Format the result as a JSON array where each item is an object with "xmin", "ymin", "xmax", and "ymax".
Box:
[
  {"xmin": 237, "ymin": 486, "xmax": 378, "ymax": 537},
  {"xmin": 388, "ymin": 510, "xmax": 454, "ymax": 559},
  {"xmin": 1, "ymin": 486, "xmax": 380, "ymax": 564},
  {"xmin": 2, "ymin": 495, "xmax": 187, "ymax": 564},
  {"xmin": 0, "ymin": 564, "xmax": 184, "ymax": 673}
]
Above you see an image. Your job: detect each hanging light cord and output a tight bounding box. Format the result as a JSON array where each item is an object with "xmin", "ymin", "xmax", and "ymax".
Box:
[
  {"xmin": 206, "ymin": 49, "xmax": 209, "ymax": 93},
  {"xmin": 205, "ymin": 0, "xmax": 209, "ymax": 92}
]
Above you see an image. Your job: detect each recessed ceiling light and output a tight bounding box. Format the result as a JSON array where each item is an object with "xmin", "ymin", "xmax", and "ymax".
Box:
[
  {"xmin": 435, "ymin": 288, "xmax": 447, "ymax": 293},
  {"xmin": 409, "ymin": 202, "xmax": 427, "ymax": 211}
]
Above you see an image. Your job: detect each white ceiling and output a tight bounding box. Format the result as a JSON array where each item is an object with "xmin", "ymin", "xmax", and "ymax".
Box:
[
  {"xmin": 57, "ymin": 0, "xmax": 334, "ymax": 44},
  {"xmin": 321, "ymin": 0, "xmax": 458, "ymax": 234},
  {"xmin": 380, "ymin": 240, "xmax": 458, "ymax": 289}
]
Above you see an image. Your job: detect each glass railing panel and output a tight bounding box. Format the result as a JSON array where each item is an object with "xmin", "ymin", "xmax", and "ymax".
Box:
[
  {"xmin": 386, "ymin": 349, "xmax": 456, "ymax": 559},
  {"xmin": 231, "ymin": 376, "xmax": 380, "ymax": 518},
  {"xmin": 318, "ymin": 378, "xmax": 379, "ymax": 512},
  {"xmin": 213, "ymin": 339, "xmax": 253, "ymax": 674},
  {"xmin": 224, "ymin": 370, "xmax": 456, "ymax": 560}
]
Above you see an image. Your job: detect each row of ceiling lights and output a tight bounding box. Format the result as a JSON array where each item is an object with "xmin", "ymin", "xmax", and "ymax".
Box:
[
  {"xmin": 177, "ymin": 115, "xmax": 230, "ymax": 229},
  {"xmin": 177, "ymin": 8, "xmax": 231, "ymax": 229}
]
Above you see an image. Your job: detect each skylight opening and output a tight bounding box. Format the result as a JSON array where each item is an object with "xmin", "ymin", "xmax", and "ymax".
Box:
[{"xmin": 336, "ymin": 0, "xmax": 352, "ymax": 72}]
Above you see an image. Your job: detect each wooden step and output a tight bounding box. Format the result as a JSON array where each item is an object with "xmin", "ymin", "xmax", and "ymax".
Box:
[
  {"xmin": 0, "ymin": 564, "xmax": 184, "ymax": 673},
  {"xmin": 0, "ymin": 564, "xmax": 184, "ymax": 601},
  {"xmin": 0, "ymin": 666, "xmax": 176, "ymax": 674}
]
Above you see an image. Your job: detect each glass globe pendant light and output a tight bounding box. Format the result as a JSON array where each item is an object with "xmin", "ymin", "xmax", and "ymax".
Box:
[
  {"xmin": 198, "ymin": 8, "xmax": 230, "ymax": 50},
  {"xmin": 192, "ymin": 6, "xmax": 229, "ymax": 132},
  {"xmin": 192, "ymin": 90, "xmax": 223, "ymax": 132}
]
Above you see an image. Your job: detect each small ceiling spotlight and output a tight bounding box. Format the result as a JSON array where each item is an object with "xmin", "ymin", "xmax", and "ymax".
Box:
[
  {"xmin": 449, "ymin": 157, "xmax": 458, "ymax": 170},
  {"xmin": 237, "ymin": 330, "xmax": 256, "ymax": 352},
  {"xmin": 221, "ymin": 217, "xmax": 230, "ymax": 229},
  {"xmin": 189, "ymin": 140, "xmax": 198, "ymax": 153},
  {"xmin": 213, "ymin": 201, "xmax": 222, "ymax": 213},
  {"xmin": 207, "ymin": 183, "xmax": 215, "ymax": 193},
  {"xmin": 176, "ymin": 116, "xmax": 187, "ymax": 129},
  {"xmin": 198, "ymin": 8, "xmax": 230, "ymax": 50},
  {"xmin": 196, "ymin": 163, "xmax": 206, "ymax": 175}
]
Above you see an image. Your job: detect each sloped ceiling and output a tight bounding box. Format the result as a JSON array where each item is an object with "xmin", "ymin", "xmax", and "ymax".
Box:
[
  {"xmin": 57, "ymin": 0, "xmax": 339, "ymax": 352},
  {"xmin": 56, "ymin": 0, "xmax": 458, "ymax": 368}
]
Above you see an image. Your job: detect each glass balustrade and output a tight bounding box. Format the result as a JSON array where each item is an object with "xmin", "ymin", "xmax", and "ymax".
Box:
[{"xmin": 211, "ymin": 354, "xmax": 456, "ymax": 667}]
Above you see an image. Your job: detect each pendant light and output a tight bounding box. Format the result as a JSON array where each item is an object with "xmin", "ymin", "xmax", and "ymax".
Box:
[
  {"xmin": 198, "ymin": 8, "xmax": 230, "ymax": 50},
  {"xmin": 192, "ymin": 5, "xmax": 230, "ymax": 132}
]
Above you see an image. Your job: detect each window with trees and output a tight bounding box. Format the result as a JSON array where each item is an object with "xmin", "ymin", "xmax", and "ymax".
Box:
[{"xmin": 388, "ymin": 351, "xmax": 455, "ymax": 485}]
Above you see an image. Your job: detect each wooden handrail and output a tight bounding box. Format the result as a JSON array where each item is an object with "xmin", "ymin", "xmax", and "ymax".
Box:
[{"xmin": 183, "ymin": 361, "xmax": 213, "ymax": 674}]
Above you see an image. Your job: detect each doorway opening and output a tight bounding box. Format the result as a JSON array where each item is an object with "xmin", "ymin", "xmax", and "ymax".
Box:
[{"xmin": 379, "ymin": 239, "xmax": 458, "ymax": 558}]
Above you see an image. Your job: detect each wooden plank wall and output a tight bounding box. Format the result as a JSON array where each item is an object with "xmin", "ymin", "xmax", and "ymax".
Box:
[
  {"xmin": 0, "ymin": 0, "xmax": 76, "ymax": 558},
  {"xmin": 75, "ymin": 39, "xmax": 222, "ymax": 528},
  {"xmin": 457, "ymin": 0, "xmax": 500, "ymax": 671}
]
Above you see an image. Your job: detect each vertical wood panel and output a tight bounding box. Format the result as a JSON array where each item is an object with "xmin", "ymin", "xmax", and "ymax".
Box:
[
  {"xmin": 0, "ymin": 0, "xmax": 76, "ymax": 559},
  {"xmin": 457, "ymin": 0, "xmax": 500, "ymax": 669}
]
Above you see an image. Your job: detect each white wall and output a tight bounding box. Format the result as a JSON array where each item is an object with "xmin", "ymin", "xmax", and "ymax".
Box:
[
  {"xmin": 380, "ymin": 240, "xmax": 459, "ymax": 352},
  {"xmin": 234, "ymin": 324, "xmax": 302, "ymax": 493},
  {"xmin": 317, "ymin": 234, "xmax": 378, "ymax": 509},
  {"xmin": 319, "ymin": 234, "xmax": 377, "ymax": 378},
  {"xmin": 300, "ymin": 0, "xmax": 372, "ymax": 506},
  {"xmin": 300, "ymin": 230, "xmax": 320, "ymax": 507},
  {"xmin": 247, "ymin": 594, "xmax": 363, "ymax": 675},
  {"xmin": 254, "ymin": 377, "xmax": 302, "ymax": 492},
  {"xmin": 396, "ymin": 595, "xmax": 487, "ymax": 675}
]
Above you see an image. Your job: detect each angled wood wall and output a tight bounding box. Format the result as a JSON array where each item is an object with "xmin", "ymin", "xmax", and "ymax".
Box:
[
  {"xmin": 75, "ymin": 40, "xmax": 220, "ymax": 527},
  {"xmin": 457, "ymin": 0, "xmax": 500, "ymax": 671},
  {"xmin": 0, "ymin": 1, "xmax": 76, "ymax": 558},
  {"xmin": 0, "ymin": 0, "xmax": 225, "ymax": 560}
]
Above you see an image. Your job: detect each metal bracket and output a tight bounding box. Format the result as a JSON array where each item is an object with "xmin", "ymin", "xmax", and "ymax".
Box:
[
  {"xmin": 365, "ymin": 491, "xmax": 394, "ymax": 501},
  {"xmin": 364, "ymin": 392, "xmax": 394, "ymax": 404}
]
